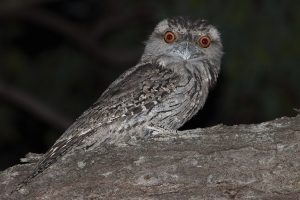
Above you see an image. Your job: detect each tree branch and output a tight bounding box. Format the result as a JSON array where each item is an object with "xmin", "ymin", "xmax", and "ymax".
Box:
[
  {"xmin": 91, "ymin": 11, "xmax": 150, "ymax": 39},
  {"xmin": 1, "ymin": 115, "xmax": 300, "ymax": 199},
  {"xmin": 0, "ymin": 0, "xmax": 60, "ymax": 11},
  {"xmin": 0, "ymin": 7, "xmax": 140, "ymax": 65},
  {"xmin": 0, "ymin": 82, "xmax": 71, "ymax": 131}
]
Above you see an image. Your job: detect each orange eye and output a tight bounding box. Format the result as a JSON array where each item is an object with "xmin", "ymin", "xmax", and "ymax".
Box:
[
  {"xmin": 198, "ymin": 36, "xmax": 211, "ymax": 48},
  {"xmin": 164, "ymin": 31, "xmax": 176, "ymax": 43}
]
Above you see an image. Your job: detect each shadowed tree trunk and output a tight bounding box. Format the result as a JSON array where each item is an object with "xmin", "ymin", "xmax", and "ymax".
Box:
[{"xmin": 1, "ymin": 114, "xmax": 300, "ymax": 200}]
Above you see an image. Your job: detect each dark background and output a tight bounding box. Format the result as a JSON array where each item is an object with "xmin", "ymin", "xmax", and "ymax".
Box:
[{"xmin": 0, "ymin": 0, "xmax": 299, "ymax": 170}]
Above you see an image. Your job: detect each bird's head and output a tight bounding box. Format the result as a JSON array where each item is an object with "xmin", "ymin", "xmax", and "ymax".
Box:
[{"xmin": 141, "ymin": 17, "xmax": 223, "ymax": 71}]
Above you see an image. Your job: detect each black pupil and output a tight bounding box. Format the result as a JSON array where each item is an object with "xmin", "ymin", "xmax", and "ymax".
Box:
[{"xmin": 202, "ymin": 38, "xmax": 208, "ymax": 45}]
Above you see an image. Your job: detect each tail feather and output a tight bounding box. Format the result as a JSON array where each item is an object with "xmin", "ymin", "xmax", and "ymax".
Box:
[{"xmin": 13, "ymin": 130, "xmax": 95, "ymax": 194}]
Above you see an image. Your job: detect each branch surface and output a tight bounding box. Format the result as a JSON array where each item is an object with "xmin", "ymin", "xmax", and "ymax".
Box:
[{"xmin": 1, "ymin": 115, "xmax": 300, "ymax": 199}]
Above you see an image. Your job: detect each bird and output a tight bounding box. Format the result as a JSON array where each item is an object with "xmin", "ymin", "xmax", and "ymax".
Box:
[{"xmin": 17, "ymin": 16, "xmax": 223, "ymax": 191}]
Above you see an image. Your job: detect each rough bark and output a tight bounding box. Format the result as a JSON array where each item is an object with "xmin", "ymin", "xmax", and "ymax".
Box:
[{"xmin": 1, "ymin": 115, "xmax": 300, "ymax": 200}]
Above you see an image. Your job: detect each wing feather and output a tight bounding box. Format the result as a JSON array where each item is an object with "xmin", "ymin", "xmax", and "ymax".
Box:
[{"xmin": 21, "ymin": 62, "xmax": 180, "ymax": 186}]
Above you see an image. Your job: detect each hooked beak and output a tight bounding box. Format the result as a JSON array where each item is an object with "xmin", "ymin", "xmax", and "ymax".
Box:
[{"xmin": 172, "ymin": 42, "xmax": 198, "ymax": 60}]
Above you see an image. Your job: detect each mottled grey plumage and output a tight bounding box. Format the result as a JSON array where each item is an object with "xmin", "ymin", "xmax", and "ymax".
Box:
[{"xmin": 18, "ymin": 16, "xmax": 223, "ymax": 190}]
